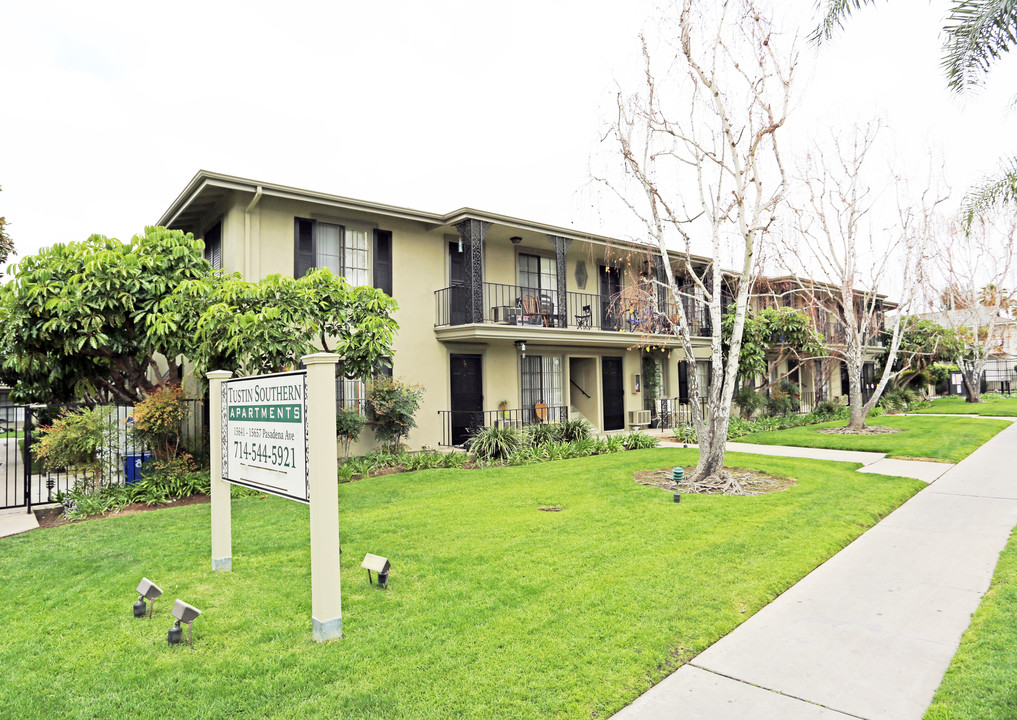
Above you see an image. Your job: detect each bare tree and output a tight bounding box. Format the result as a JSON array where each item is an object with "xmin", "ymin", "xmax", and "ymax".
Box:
[
  {"xmin": 927, "ymin": 213, "xmax": 1017, "ymax": 402},
  {"xmin": 780, "ymin": 123, "xmax": 942, "ymax": 430},
  {"xmin": 601, "ymin": 0, "xmax": 794, "ymax": 491}
]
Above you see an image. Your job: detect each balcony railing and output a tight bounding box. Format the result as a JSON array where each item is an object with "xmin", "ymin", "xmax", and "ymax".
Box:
[
  {"xmin": 438, "ymin": 405, "xmax": 569, "ymax": 447},
  {"xmin": 435, "ymin": 282, "xmax": 711, "ymax": 336},
  {"xmin": 657, "ymin": 397, "xmax": 709, "ymax": 429}
]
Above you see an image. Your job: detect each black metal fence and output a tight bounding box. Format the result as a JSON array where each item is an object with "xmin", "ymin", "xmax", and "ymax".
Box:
[
  {"xmin": 657, "ymin": 398, "xmax": 709, "ymax": 430},
  {"xmin": 438, "ymin": 405, "xmax": 569, "ymax": 446},
  {"xmin": 0, "ymin": 398, "xmax": 210, "ymax": 513}
]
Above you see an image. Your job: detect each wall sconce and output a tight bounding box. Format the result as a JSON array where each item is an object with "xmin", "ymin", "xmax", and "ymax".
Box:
[
  {"xmin": 510, "ymin": 236, "xmax": 522, "ymax": 245},
  {"xmin": 515, "ymin": 340, "xmax": 526, "ymax": 358}
]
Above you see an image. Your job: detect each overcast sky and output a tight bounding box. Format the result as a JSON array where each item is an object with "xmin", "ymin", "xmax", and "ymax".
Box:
[{"xmin": 2, "ymin": 0, "xmax": 1014, "ymax": 276}]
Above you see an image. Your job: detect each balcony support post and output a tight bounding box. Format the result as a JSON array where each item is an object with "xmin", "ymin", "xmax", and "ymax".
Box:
[
  {"xmin": 456, "ymin": 219, "xmax": 491, "ymax": 324},
  {"xmin": 547, "ymin": 235, "xmax": 572, "ymax": 328}
]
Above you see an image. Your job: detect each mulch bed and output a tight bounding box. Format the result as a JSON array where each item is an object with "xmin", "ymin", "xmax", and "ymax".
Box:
[
  {"xmin": 633, "ymin": 466, "xmax": 796, "ymax": 495},
  {"xmin": 817, "ymin": 426, "xmax": 903, "ymax": 435},
  {"xmin": 33, "ymin": 494, "xmax": 211, "ymax": 529}
]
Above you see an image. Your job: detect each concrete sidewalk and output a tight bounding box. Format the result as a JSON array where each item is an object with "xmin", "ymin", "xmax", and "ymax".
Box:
[{"xmin": 617, "ymin": 418, "xmax": 1017, "ymax": 719}]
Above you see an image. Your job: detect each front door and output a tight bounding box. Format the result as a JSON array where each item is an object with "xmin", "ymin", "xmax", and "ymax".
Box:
[
  {"xmin": 600, "ymin": 265, "xmax": 621, "ymax": 331},
  {"xmin": 450, "ymin": 354, "xmax": 483, "ymax": 445},
  {"xmin": 602, "ymin": 356, "xmax": 625, "ymax": 431},
  {"xmin": 449, "ymin": 241, "xmax": 468, "ymax": 326}
]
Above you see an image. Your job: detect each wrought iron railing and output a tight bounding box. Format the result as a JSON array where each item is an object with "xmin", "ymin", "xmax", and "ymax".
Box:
[
  {"xmin": 437, "ymin": 405, "xmax": 569, "ymax": 447},
  {"xmin": 657, "ymin": 397, "xmax": 709, "ymax": 430},
  {"xmin": 435, "ymin": 282, "xmax": 711, "ymax": 336}
]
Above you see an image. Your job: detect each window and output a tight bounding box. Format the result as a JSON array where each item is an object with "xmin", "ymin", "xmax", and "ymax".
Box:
[
  {"xmin": 294, "ymin": 217, "xmax": 373, "ymax": 287},
  {"xmin": 336, "ymin": 375, "xmax": 367, "ymax": 414},
  {"xmin": 203, "ymin": 220, "xmax": 222, "ymax": 270},
  {"xmin": 518, "ymin": 253, "xmax": 557, "ymax": 295},
  {"xmin": 521, "ymin": 355, "xmax": 564, "ymax": 420}
]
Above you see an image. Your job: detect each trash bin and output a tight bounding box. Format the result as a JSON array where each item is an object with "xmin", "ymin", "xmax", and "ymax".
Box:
[{"xmin": 123, "ymin": 453, "xmax": 153, "ymax": 484}]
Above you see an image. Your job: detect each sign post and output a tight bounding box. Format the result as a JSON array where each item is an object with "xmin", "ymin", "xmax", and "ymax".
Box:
[
  {"xmin": 208, "ymin": 370, "xmax": 233, "ymax": 572},
  {"xmin": 210, "ymin": 352, "xmax": 342, "ymax": 641}
]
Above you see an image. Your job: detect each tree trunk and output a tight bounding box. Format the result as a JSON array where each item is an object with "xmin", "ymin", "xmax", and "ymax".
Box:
[
  {"xmin": 846, "ymin": 358, "xmax": 866, "ymax": 430},
  {"xmin": 962, "ymin": 366, "xmax": 982, "ymax": 403}
]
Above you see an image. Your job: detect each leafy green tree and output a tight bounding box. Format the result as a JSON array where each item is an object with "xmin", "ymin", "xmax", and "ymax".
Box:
[
  {"xmin": 722, "ymin": 306, "xmax": 824, "ymax": 383},
  {"xmin": 172, "ymin": 268, "xmax": 398, "ymax": 383},
  {"xmin": 0, "ymin": 227, "xmax": 210, "ymax": 403},
  {"xmin": 881, "ymin": 318, "xmax": 959, "ymax": 393},
  {"xmin": 812, "ymin": 0, "xmax": 1017, "ymax": 218},
  {"xmin": 0, "ymin": 186, "xmax": 14, "ymax": 276}
]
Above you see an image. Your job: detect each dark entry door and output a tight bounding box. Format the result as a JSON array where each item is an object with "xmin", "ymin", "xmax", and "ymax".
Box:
[
  {"xmin": 450, "ymin": 354, "xmax": 483, "ymax": 446},
  {"xmin": 600, "ymin": 265, "xmax": 621, "ymax": 331},
  {"xmin": 449, "ymin": 241, "xmax": 468, "ymax": 326},
  {"xmin": 602, "ymin": 356, "xmax": 625, "ymax": 431}
]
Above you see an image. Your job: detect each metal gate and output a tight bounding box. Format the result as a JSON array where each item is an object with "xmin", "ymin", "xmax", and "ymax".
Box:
[{"xmin": 0, "ymin": 400, "xmax": 209, "ymax": 514}]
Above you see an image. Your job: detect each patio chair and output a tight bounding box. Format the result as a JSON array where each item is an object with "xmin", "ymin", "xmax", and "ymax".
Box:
[
  {"xmin": 534, "ymin": 402, "xmax": 548, "ymax": 423},
  {"xmin": 575, "ymin": 305, "xmax": 593, "ymax": 329}
]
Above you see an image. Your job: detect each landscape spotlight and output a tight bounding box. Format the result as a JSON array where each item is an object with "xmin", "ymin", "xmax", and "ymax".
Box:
[
  {"xmin": 168, "ymin": 599, "xmax": 202, "ymax": 647},
  {"xmin": 133, "ymin": 577, "xmax": 163, "ymax": 619},
  {"xmin": 362, "ymin": 553, "xmax": 391, "ymax": 589}
]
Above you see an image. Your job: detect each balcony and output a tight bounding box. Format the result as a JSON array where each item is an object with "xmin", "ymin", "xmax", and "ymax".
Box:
[
  {"xmin": 434, "ymin": 282, "xmax": 710, "ymax": 345},
  {"xmin": 438, "ymin": 405, "xmax": 569, "ymax": 446}
]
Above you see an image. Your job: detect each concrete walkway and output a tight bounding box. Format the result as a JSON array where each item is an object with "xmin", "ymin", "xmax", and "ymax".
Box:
[
  {"xmin": 0, "ymin": 506, "xmax": 38, "ymax": 538},
  {"xmin": 661, "ymin": 437, "xmax": 955, "ymax": 484},
  {"xmin": 616, "ymin": 417, "xmax": 1017, "ymax": 720}
]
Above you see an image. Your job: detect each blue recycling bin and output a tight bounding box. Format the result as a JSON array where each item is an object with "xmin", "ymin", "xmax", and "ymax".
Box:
[{"xmin": 124, "ymin": 453, "xmax": 153, "ymax": 484}]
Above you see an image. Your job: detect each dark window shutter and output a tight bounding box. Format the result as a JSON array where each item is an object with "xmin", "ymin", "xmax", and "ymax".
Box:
[
  {"xmin": 294, "ymin": 217, "xmax": 315, "ymax": 277},
  {"xmin": 678, "ymin": 361, "xmax": 689, "ymax": 402},
  {"xmin": 203, "ymin": 220, "xmax": 223, "ymax": 270},
  {"xmin": 373, "ymin": 229, "xmax": 393, "ymax": 296}
]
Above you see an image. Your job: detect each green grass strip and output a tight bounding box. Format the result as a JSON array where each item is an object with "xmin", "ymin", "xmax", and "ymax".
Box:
[
  {"xmin": 737, "ymin": 415, "xmax": 1008, "ymax": 462},
  {"xmin": 925, "ymin": 527, "xmax": 1017, "ymax": 719}
]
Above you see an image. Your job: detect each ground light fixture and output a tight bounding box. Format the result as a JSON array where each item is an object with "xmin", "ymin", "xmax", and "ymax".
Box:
[
  {"xmin": 362, "ymin": 553, "xmax": 391, "ymax": 589},
  {"xmin": 168, "ymin": 599, "xmax": 202, "ymax": 647},
  {"xmin": 673, "ymin": 466, "xmax": 684, "ymax": 503},
  {"xmin": 133, "ymin": 577, "xmax": 163, "ymax": 618}
]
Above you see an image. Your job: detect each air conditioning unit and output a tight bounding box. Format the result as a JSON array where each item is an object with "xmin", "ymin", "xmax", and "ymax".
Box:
[{"xmin": 629, "ymin": 410, "xmax": 652, "ymax": 427}]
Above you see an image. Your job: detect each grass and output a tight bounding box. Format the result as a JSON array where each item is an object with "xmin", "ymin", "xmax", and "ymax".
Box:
[
  {"xmin": 737, "ymin": 415, "xmax": 1008, "ymax": 463},
  {"xmin": 914, "ymin": 394, "xmax": 1017, "ymax": 417},
  {"xmin": 925, "ymin": 526, "xmax": 1017, "ymax": 719},
  {"xmin": 0, "ymin": 450, "xmax": 924, "ymax": 720}
]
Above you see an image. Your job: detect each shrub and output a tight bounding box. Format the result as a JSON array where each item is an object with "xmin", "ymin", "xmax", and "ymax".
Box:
[
  {"xmin": 130, "ymin": 456, "xmax": 209, "ymax": 502},
  {"xmin": 879, "ymin": 387, "xmax": 918, "ymax": 413},
  {"xmin": 766, "ymin": 380, "xmax": 801, "ymax": 416},
  {"xmin": 469, "ymin": 425, "xmax": 524, "ymax": 462},
  {"xmin": 558, "ymin": 418, "xmax": 593, "ymax": 442},
  {"xmin": 34, "ymin": 406, "xmax": 120, "ymax": 493},
  {"xmin": 622, "ymin": 431, "xmax": 659, "ymax": 450},
  {"xmin": 59, "ymin": 484, "xmax": 132, "ymax": 520},
  {"xmin": 814, "ymin": 399, "xmax": 842, "ymax": 419},
  {"xmin": 130, "ymin": 384, "xmax": 189, "ymax": 460},
  {"xmin": 734, "ymin": 386, "xmax": 767, "ymax": 419},
  {"xmin": 526, "ymin": 422, "xmax": 565, "ymax": 446},
  {"xmin": 336, "ymin": 409, "xmax": 365, "ymax": 458},
  {"xmin": 367, "ymin": 377, "xmax": 424, "ymax": 452}
]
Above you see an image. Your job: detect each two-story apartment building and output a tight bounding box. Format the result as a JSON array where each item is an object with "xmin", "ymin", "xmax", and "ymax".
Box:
[{"xmin": 157, "ymin": 171, "xmax": 887, "ymax": 450}]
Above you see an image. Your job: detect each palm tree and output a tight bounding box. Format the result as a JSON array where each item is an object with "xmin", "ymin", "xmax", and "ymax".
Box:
[{"xmin": 811, "ymin": 0, "xmax": 1017, "ymax": 220}]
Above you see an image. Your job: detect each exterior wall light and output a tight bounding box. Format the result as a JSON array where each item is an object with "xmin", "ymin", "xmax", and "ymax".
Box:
[
  {"xmin": 168, "ymin": 599, "xmax": 202, "ymax": 647},
  {"xmin": 510, "ymin": 236, "xmax": 523, "ymax": 245},
  {"xmin": 133, "ymin": 577, "xmax": 163, "ymax": 618},
  {"xmin": 362, "ymin": 553, "xmax": 391, "ymax": 589},
  {"xmin": 515, "ymin": 340, "xmax": 526, "ymax": 358}
]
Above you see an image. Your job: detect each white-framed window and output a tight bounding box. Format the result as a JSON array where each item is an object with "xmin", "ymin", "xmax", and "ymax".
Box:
[{"xmin": 295, "ymin": 218, "xmax": 372, "ymax": 287}]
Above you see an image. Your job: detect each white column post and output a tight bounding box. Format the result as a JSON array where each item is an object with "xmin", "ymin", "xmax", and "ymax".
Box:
[
  {"xmin": 302, "ymin": 352, "xmax": 342, "ymax": 641},
  {"xmin": 208, "ymin": 370, "xmax": 234, "ymax": 571}
]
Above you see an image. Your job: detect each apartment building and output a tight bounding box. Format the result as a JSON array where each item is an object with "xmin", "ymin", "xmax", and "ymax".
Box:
[{"xmin": 157, "ymin": 171, "xmax": 888, "ymax": 449}]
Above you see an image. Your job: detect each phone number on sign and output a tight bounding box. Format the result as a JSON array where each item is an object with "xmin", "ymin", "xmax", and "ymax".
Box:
[{"xmin": 232, "ymin": 441, "xmax": 297, "ymax": 469}]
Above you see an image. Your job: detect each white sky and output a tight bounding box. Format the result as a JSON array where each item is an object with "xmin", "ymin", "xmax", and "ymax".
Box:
[{"xmin": 1, "ymin": 0, "xmax": 1014, "ymax": 278}]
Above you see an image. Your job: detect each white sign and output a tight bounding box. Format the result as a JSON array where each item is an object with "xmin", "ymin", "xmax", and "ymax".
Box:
[{"xmin": 222, "ymin": 371, "xmax": 309, "ymax": 503}]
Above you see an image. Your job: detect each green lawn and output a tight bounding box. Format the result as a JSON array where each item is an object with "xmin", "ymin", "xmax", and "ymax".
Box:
[
  {"xmin": 914, "ymin": 394, "xmax": 1017, "ymax": 417},
  {"xmin": 0, "ymin": 450, "xmax": 923, "ymax": 720},
  {"xmin": 925, "ymin": 527, "xmax": 1017, "ymax": 719},
  {"xmin": 737, "ymin": 415, "xmax": 1008, "ymax": 463}
]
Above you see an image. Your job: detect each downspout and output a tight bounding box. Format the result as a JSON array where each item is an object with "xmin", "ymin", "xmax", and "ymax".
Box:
[{"xmin": 244, "ymin": 186, "xmax": 263, "ymax": 279}]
